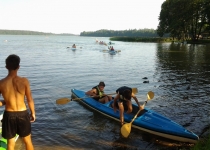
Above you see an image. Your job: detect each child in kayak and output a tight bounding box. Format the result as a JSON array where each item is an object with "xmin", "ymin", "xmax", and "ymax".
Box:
[{"xmin": 86, "ymin": 81, "xmax": 112, "ymax": 104}]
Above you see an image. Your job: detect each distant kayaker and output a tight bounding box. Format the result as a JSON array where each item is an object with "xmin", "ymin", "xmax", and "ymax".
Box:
[
  {"xmin": 86, "ymin": 81, "xmax": 112, "ymax": 103},
  {"xmin": 112, "ymin": 86, "xmax": 143, "ymax": 125},
  {"xmin": 72, "ymin": 44, "xmax": 76, "ymax": 48},
  {"xmin": 108, "ymin": 46, "xmax": 114, "ymax": 51},
  {"xmin": 0, "ymin": 54, "xmax": 35, "ymax": 150},
  {"xmin": 110, "ymin": 46, "xmax": 114, "ymax": 51}
]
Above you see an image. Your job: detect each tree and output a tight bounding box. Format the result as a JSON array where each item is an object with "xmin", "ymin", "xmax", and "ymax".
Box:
[{"xmin": 157, "ymin": 0, "xmax": 210, "ymax": 41}]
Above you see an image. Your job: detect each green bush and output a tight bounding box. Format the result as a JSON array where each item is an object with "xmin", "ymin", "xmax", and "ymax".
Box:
[
  {"xmin": 191, "ymin": 135, "xmax": 210, "ymax": 150},
  {"xmin": 109, "ymin": 37, "xmax": 171, "ymax": 42}
]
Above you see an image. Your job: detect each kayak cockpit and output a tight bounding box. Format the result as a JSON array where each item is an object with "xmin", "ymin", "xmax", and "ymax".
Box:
[{"xmin": 104, "ymin": 100, "xmax": 148, "ymax": 117}]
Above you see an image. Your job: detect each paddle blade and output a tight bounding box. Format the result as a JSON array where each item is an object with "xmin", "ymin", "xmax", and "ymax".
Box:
[
  {"xmin": 147, "ymin": 91, "xmax": 154, "ymax": 100},
  {"xmin": 121, "ymin": 123, "xmax": 132, "ymax": 138},
  {"xmin": 132, "ymin": 88, "xmax": 138, "ymax": 94},
  {"xmin": 56, "ymin": 98, "xmax": 71, "ymax": 105}
]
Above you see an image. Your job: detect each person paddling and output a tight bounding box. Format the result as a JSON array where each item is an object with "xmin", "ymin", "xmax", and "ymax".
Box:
[
  {"xmin": 72, "ymin": 44, "xmax": 76, "ymax": 48},
  {"xmin": 108, "ymin": 46, "xmax": 114, "ymax": 51},
  {"xmin": 110, "ymin": 46, "xmax": 114, "ymax": 51}
]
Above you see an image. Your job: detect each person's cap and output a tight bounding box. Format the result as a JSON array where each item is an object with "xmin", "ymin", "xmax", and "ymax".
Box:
[{"xmin": 98, "ymin": 81, "xmax": 105, "ymax": 87}]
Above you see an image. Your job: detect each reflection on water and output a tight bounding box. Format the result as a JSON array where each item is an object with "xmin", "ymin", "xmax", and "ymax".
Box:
[
  {"xmin": 0, "ymin": 35, "xmax": 209, "ymax": 149},
  {"xmin": 153, "ymin": 43, "xmax": 210, "ymax": 146}
]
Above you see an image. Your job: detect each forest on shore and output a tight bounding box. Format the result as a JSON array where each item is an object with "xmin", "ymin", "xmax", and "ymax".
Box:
[
  {"xmin": 0, "ymin": 30, "xmax": 75, "ymax": 36},
  {"xmin": 157, "ymin": 0, "xmax": 210, "ymax": 41},
  {"xmin": 80, "ymin": 29, "xmax": 161, "ymax": 37}
]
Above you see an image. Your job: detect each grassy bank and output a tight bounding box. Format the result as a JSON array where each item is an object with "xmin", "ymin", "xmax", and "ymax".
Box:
[
  {"xmin": 109, "ymin": 36, "xmax": 172, "ymax": 42},
  {"xmin": 191, "ymin": 135, "xmax": 210, "ymax": 150},
  {"xmin": 186, "ymin": 39, "xmax": 210, "ymax": 44},
  {"xmin": 109, "ymin": 36, "xmax": 210, "ymax": 44}
]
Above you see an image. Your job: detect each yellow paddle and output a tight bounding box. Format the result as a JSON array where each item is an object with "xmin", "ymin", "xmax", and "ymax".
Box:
[
  {"xmin": 56, "ymin": 88, "xmax": 138, "ymax": 105},
  {"xmin": 120, "ymin": 91, "xmax": 154, "ymax": 138}
]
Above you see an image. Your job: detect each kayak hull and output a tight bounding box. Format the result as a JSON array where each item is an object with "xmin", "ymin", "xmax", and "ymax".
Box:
[
  {"xmin": 71, "ymin": 89, "xmax": 199, "ymax": 143},
  {"xmin": 108, "ymin": 50, "xmax": 116, "ymax": 55}
]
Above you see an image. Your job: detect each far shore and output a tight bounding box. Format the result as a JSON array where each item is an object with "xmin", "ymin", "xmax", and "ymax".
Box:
[{"xmin": 109, "ymin": 37, "xmax": 210, "ymax": 44}]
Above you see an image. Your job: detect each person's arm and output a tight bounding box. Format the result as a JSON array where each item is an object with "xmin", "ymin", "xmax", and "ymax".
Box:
[
  {"xmin": 0, "ymin": 100, "xmax": 6, "ymax": 106},
  {"xmin": 25, "ymin": 78, "xmax": 36, "ymax": 122},
  {"xmin": 0, "ymin": 92, "xmax": 5, "ymax": 106},
  {"xmin": 113, "ymin": 93, "xmax": 120, "ymax": 112},
  {"xmin": 85, "ymin": 89, "xmax": 97, "ymax": 96},
  {"xmin": 132, "ymin": 93, "xmax": 143, "ymax": 110}
]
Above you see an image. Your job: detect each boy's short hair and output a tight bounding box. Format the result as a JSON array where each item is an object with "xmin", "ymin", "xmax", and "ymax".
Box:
[
  {"xmin": 98, "ymin": 81, "xmax": 105, "ymax": 87},
  {"xmin": 6, "ymin": 54, "xmax": 20, "ymax": 70}
]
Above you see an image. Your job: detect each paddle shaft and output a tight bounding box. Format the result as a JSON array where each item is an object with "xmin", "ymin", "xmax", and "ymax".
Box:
[
  {"xmin": 56, "ymin": 92, "xmax": 117, "ymax": 105},
  {"xmin": 102, "ymin": 50, "xmax": 121, "ymax": 52},
  {"xmin": 120, "ymin": 91, "xmax": 154, "ymax": 138},
  {"xmin": 57, "ymin": 88, "xmax": 138, "ymax": 105},
  {"xmin": 130, "ymin": 99, "xmax": 149, "ymax": 124},
  {"xmin": 72, "ymin": 92, "xmax": 116, "ymax": 101},
  {"xmin": 126, "ymin": 91, "xmax": 153, "ymax": 123}
]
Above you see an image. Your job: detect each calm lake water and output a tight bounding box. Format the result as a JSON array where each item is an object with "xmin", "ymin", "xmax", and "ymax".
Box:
[{"xmin": 0, "ymin": 35, "xmax": 209, "ymax": 150}]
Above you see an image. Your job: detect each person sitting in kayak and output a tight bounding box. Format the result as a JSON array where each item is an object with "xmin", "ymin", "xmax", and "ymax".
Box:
[
  {"xmin": 110, "ymin": 46, "xmax": 114, "ymax": 51},
  {"xmin": 86, "ymin": 81, "xmax": 112, "ymax": 104},
  {"xmin": 108, "ymin": 46, "xmax": 114, "ymax": 51},
  {"xmin": 72, "ymin": 44, "xmax": 76, "ymax": 48},
  {"xmin": 113, "ymin": 86, "xmax": 143, "ymax": 125}
]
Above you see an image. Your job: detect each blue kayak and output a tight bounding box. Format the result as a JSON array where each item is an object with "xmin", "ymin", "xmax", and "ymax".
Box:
[
  {"xmin": 108, "ymin": 50, "xmax": 116, "ymax": 55},
  {"xmin": 71, "ymin": 89, "xmax": 199, "ymax": 143}
]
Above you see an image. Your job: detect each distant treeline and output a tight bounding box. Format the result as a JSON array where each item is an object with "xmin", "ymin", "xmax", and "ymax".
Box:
[
  {"xmin": 0, "ymin": 30, "xmax": 75, "ymax": 36},
  {"xmin": 80, "ymin": 29, "xmax": 164, "ymax": 37},
  {"xmin": 0, "ymin": 30, "xmax": 53, "ymax": 35}
]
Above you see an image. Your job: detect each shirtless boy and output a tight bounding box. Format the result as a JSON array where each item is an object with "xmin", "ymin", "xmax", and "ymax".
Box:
[{"xmin": 0, "ymin": 54, "xmax": 35, "ymax": 150}]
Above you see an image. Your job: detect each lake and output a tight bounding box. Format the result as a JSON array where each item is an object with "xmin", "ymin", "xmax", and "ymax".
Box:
[{"xmin": 0, "ymin": 35, "xmax": 209, "ymax": 150}]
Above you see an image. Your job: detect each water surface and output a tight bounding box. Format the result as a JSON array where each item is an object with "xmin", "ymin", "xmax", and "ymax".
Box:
[{"xmin": 0, "ymin": 35, "xmax": 209, "ymax": 150}]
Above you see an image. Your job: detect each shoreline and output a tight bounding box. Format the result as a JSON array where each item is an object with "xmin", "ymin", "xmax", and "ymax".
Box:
[{"xmin": 109, "ymin": 37, "xmax": 210, "ymax": 44}]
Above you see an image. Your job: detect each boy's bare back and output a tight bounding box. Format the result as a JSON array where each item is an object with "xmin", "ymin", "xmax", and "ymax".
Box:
[{"xmin": 0, "ymin": 75, "xmax": 30, "ymax": 111}]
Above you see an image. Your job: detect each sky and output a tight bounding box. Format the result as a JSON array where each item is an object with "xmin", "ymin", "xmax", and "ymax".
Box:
[{"xmin": 0, "ymin": 0, "xmax": 165, "ymax": 35}]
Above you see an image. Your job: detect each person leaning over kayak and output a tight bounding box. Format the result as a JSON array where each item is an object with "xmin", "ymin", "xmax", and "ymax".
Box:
[
  {"xmin": 113, "ymin": 86, "xmax": 143, "ymax": 125},
  {"xmin": 0, "ymin": 54, "xmax": 35, "ymax": 150},
  {"xmin": 85, "ymin": 81, "xmax": 112, "ymax": 104}
]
